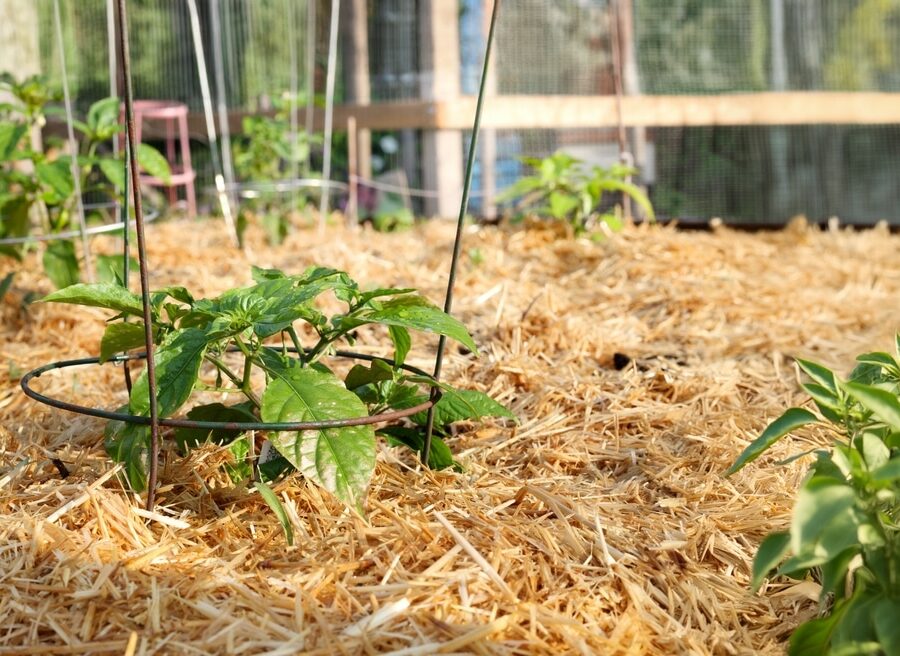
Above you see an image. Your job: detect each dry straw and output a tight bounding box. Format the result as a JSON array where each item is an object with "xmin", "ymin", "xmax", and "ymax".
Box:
[{"xmin": 1, "ymin": 217, "xmax": 899, "ymax": 654}]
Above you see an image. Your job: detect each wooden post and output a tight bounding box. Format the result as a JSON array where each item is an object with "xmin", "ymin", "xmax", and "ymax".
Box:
[
  {"xmin": 340, "ymin": 0, "xmax": 372, "ymax": 180},
  {"xmin": 0, "ymin": 0, "xmax": 42, "ymax": 153},
  {"xmin": 480, "ymin": 0, "xmax": 498, "ymax": 220},
  {"xmin": 616, "ymin": 0, "xmax": 648, "ymax": 198},
  {"xmin": 347, "ymin": 115, "xmax": 359, "ymax": 226},
  {"xmin": 419, "ymin": 0, "xmax": 464, "ymax": 218}
]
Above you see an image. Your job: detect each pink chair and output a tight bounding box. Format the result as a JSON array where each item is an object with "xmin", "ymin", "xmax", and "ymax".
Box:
[{"xmin": 127, "ymin": 100, "xmax": 197, "ymax": 217}]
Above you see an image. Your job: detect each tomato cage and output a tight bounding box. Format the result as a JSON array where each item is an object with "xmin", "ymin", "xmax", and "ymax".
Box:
[{"xmin": 20, "ymin": 0, "xmax": 503, "ymax": 511}]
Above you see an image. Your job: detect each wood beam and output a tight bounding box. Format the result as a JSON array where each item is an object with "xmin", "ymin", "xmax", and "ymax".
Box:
[{"xmin": 45, "ymin": 92, "xmax": 900, "ymax": 142}]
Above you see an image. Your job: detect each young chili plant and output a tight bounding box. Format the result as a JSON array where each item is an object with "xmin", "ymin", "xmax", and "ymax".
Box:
[
  {"xmin": 727, "ymin": 337, "xmax": 900, "ymax": 655},
  {"xmin": 497, "ymin": 151, "xmax": 654, "ymax": 238},
  {"xmin": 0, "ymin": 73, "xmax": 169, "ymax": 287},
  {"xmin": 43, "ymin": 265, "xmax": 513, "ymax": 536},
  {"xmin": 232, "ymin": 92, "xmax": 321, "ymax": 246}
]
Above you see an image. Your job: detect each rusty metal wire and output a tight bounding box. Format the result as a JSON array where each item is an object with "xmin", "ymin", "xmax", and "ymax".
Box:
[
  {"xmin": 20, "ymin": 349, "xmax": 438, "ymax": 433},
  {"xmin": 115, "ymin": 0, "xmax": 161, "ymax": 511}
]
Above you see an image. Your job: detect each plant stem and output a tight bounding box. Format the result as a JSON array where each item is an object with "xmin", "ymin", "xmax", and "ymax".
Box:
[
  {"xmin": 205, "ymin": 353, "xmax": 261, "ymax": 408},
  {"xmin": 233, "ymin": 335, "xmax": 260, "ymax": 405},
  {"xmin": 286, "ymin": 326, "xmax": 305, "ymax": 362}
]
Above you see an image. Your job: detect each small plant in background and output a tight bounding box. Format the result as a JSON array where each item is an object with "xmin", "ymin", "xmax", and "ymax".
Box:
[
  {"xmin": 357, "ymin": 188, "xmax": 414, "ymax": 233},
  {"xmin": 43, "ymin": 265, "xmax": 513, "ymax": 539},
  {"xmin": 0, "ymin": 73, "xmax": 170, "ymax": 288},
  {"xmin": 232, "ymin": 92, "xmax": 320, "ymax": 246},
  {"xmin": 728, "ymin": 337, "xmax": 900, "ymax": 655},
  {"xmin": 497, "ymin": 151, "xmax": 654, "ymax": 238}
]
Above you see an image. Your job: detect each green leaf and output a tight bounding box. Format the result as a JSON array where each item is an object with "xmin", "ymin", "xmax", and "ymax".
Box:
[
  {"xmin": 42, "ymin": 240, "xmax": 80, "ymax": 289},
  {"xmin": 788, "ymin": 604, "xmax": 848, "ymax": 656},
  {"xmin": 726, "ymin": 408, "xmax": 819, "ymax": 475},
  {"xmin": 819, "ymin": 547, "xmax": 858, "ymax": 601},
  {"xmin": 42, "ymin": 282, "xmax": 145, "ymax": 317},
  {"xmin": 0, "ymin": 271, "xmax": 13, "ymax": 300},
  {"xmin": 35, "ymin": 160, "xmax": 74, "ymax": 201},
  {"xmin": 104, "ymin": 413, "xmax": 149, "ymax": 492},
  {"xmin": 130, "ymin": 328, "xmax": 209, "ymax": 418},
  {"xmin": 869, "ymin": 457, "xmax": 900, "ymax": 485},
  {"xmin": 96, "ymin": 253, "xmax": 138, "ymax": 286},
  {"xmin": 849, "ymin": 361, "xmax": 885, "ymax": 385},
  {"xmin": 796, "ymin": 358, "xmax": 839, "ymax": 393},
  {"xmin": 855, "ymin": 351, "xmax": 899, "ymax": 373},
  {"xmin": 548, "ymin": 191, "xmax": 580, "ymax": 219},
  {"xmin": 98, "ymin": 157, "xmax": 125, "ymax": 190},
  {"xmin": 344, "ymin": 359, "xmax": 394, "ymax": 391},
  {"xmin": 355, "ymin": 295, "xmax": 478, "ymax": 354},
  {"xmin": 873, "ymin": 598, "xmax": 900, "ymax": 656},
  {"xmin": 789, "ymin": 478, "xmax": 860, "ymax": 566},
  {"xmin": 0, "ymin": 121, "xmax": 26, "ymax": 160},
  {"xmin": 857, "ymin": 432, "xmax": 890, "ymax": 470},
  {"xmin": 802, "ymin": 382, "xmax": 843, "ymax": 424},
  {"xmin": 137, "ymin": 143, "xmax": 171, "ymax": 183},
  {"xmin": 224, "ymin": 436, "xmax": 252, "ymax": 482},
  {"xmin": 414, "ymin": 388, "xmax": 516, "ymax": 428},
  {"xmin": 750, "ymin": 531, "xmax": 790, "ymax": 592},
  {"xmin": 389, "ymin": 326, "xmax": 411, "ymax": 366},
  {"xmin": 842, "ymin": 381, "xmax": 900, "ymax": 430},
  {"xmin": 86, "ymin": 97, "xmax": 120, "ymax": 140},
  {"xmin": 589, "ymin": 178, "xmax": 655, "ymax": 221},
  {"xmin": 260, "ymin": 367, "xmax": 375, "ymax": 510},
  {"xmin": 254, "ymin": 480, "xmax": 294, "ymax": 546},
  {"xmin": 251, "ymin": 265, "xmax": 287, "ymax": 282},
  {"xmin": 99, "ymin": 322, "xmax": 147, "ymax": 363},
  {"xmin": 1, "ymin": 196, "xmax": 32, "ymax": 240},
  {"xmin": 173, "ymin": 401, "xmax": 256, "ymax": 453},
  {"xmin": 379, "ymin": 425, "xmax": 460, "ymax": 471}
]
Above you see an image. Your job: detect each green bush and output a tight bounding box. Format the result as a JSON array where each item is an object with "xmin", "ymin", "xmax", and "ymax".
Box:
[
  {"xmin": 728, "ymin": 337, "xmax": 900, "ymax": 655},
  {"xmin": 497, "ymin": 151, "xmax": 653, "ymax": 238}
]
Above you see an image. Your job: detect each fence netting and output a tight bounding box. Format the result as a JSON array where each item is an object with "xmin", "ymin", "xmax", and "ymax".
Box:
[{"xmin": 17, "ymin": 0, "xmax": 900, "ymax": 225}]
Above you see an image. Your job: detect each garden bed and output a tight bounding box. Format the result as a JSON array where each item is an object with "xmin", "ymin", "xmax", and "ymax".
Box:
[{"xmin": 1, "ymin": 217, "xmax": 898, "ymax": 655}]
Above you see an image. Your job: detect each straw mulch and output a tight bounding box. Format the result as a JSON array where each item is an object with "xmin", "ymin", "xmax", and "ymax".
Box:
[{"xmin": 1, "ymin": 216, "xmax": 898, "ymax": 655}]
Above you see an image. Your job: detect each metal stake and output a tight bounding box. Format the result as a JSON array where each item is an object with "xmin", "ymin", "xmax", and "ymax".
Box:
[
  {"xmin": 115, "ymin": 0, "xmax": 160, "ymax": 511},
  {"xmin": 422, "ymin": 0, "xmax": 502, "ymax": 465}
]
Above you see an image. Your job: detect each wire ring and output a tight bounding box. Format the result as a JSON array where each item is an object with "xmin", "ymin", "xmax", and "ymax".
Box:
[
  {"xmin": 21, "ymin": 349, "xmax": 437, "ymax": 431},
  {"xmin": 0, "ymin": 202, "xmax": 161, "ymax": 246},
  {"xmin": 220, "ymin": 179, "xmax": 349, "ymax": 200}
]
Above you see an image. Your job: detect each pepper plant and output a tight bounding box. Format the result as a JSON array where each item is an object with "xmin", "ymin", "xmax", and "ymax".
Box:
[
  {"xmin": 43, "ymin": 265, "xmax": 513, "ymax": 532},
  {"xmin": 0, "ymin": 73, "xmax": 170, "ymax": 287},
  {"xmin": 497, "ymin": 151, "xmax": 654, "ymax": 238},
  {"xmin": 232, "ymin": 92, "xmax": 320, "ymax": 246},
  {"xmin": 728, "ymin": 337, "xmax": 900, "ymax": 655}
]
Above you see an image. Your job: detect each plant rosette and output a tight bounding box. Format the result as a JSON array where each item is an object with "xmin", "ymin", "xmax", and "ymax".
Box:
[
  {"xmin": 39, "ymin": 265, "xmax": 514, "ymax": 540},
  {"xmin": 728, "ymin": 336, "xmax": 900, "ymax": 655}
]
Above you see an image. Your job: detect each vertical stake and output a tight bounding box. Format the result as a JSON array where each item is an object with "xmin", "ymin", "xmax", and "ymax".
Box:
[
  {"xmin": 305, "ymin": 0, "xmax": 317, "ymax": 174},
  {"xmin": 609, "ymin": 0, "xmax": 633, "ymax": 220},
  {"xmin": 422, "ymin": 0, "xmax": 502, "ymax": 465},
  {"xmin": 347, "ymin": 115, "xmax": 358, "ymax": 227},
  {"xmin": 115, "ymin": 0, "xmax": 160, "ymax": 511},
  {"xmin": 318, "ymin": 0, "xmax": 341, "ymax": 230}
]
